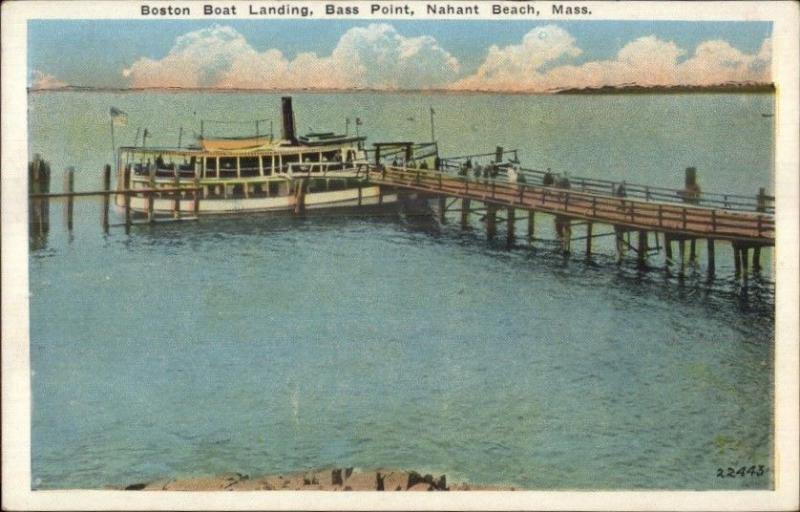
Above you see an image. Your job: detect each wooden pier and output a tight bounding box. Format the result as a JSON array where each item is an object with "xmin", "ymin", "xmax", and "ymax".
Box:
[
  {"xmin": 367, "ymin": 163, "xmax": 774, "ymax": 277},
  {"xmin": 26, "ymin": 154, "xmax": 774, "ymax": 280}
]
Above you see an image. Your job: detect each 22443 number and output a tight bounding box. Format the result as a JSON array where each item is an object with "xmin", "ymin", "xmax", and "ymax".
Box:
[{"xmin": 716, "ymin": 465, "xmax": 766, "ymax": 478}]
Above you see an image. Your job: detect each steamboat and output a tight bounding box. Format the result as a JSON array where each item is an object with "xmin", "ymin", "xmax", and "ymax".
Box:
[{"xmin": 115, "ymin": 97, "xmax": 404, "ymax": 215}]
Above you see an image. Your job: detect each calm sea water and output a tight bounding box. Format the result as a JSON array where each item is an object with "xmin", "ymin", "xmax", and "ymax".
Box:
[{"xmin": 28, "ymin": 91, "xmax": 774, "ymax": 490}]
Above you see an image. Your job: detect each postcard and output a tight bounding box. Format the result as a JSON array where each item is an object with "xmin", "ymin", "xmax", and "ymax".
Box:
[{"xmin": 2, "ymin": 1, "xmax": 798, "ymax": 510}]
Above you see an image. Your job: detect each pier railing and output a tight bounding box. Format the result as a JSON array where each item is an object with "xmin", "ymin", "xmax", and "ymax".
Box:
[
  {"xmin": 370, "ymin": 165, "xmax": 774, "ymax": 244},
  {"xmin": 439, "ymin": 154, "xmax": 774, "ymax": 214}
]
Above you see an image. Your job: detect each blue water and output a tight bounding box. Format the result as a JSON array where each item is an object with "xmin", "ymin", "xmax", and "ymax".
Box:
[{"xmin": 29, "ymin": 91, "xmax": 774, "ymax": 490}]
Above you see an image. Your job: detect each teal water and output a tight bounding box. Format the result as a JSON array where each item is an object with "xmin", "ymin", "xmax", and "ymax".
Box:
[{"xmin": 29, "ymin": 91, "xmax": 774, "ymax": 490}]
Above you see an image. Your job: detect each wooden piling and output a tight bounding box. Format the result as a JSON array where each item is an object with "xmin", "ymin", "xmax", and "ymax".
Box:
[
  {"xmin": 707, "ymin": 238, "xmax": 715, "ymax": 275},
  {"xmin": 678, "ymin": 239, "xmax": 686, "ymax": 273},
  {"xmin": 527, "ymin": 210, "xmax": 535, "ymax": 244},
  {"xmin": 506, "ymin": 207, "xmax": 515, "ymax": 248},
  {"xmin": 193, "ymin": 175, "xmax": 201, "ymax": 215},
  {"xmin": 741, "ymin": 247, "xmax": 749, "ymax": 279},
  {"xmin": 733, "ymin": 245, "xmax": 742, "ymax": 276},
  {"xmin": 664, "ymin": 234, "xmax": 673, "ymax": 264},
  {"xmin": 439, "ymin": 195, "xmax": 447, "ymax": 224},
  {"xmin": 147, "ymin": 164, "xmax": 155, "ymax": 223},
  {"xmin": 555, "ymin": 216, "xmax": 571, "ymax": 254},
  {"xmin": 486, "ymin": 203, "xmax": 497, "ymax": 240},
  {"xmin": 753, "ymin": 246, "xmax": 762, "ymax": 273},
  {"xmin": 102, "ymin": 164, "xmax": 111, "ymax": 232},
  {"xmin": 29, "ymin": 155, "xmax": 51, "ymax": 241},
  {"xmin": 615, "ymin": 226, "xmax": 625, "ymax": 263},
  {"xmin": 637, "ymin": 230, "xmax": 647, "ymax": 267},
  {"xmin": 294, "ymin": 179, "xmax": 306, "ymax": 214},
  {"xmin": 461, "ymin": 198, "xmax": 470, "ymax": 228},
  {"xmin": 585, "ymin": 222, "xmax": 593, "ymax": 257},
  {"xmin": 689, "ymin": 239, "xmax": 697, "ymax": 263},
  {"xmin": 123, "ymin": 166, "xmax": 132, "ymax": 233},
  {"xmin": 64, "ymin": 167, "xmax": 75, "ymax": 230},
  {"xmin": 172, "ymin": 168, "xmax": 181, "ymax": 219}
]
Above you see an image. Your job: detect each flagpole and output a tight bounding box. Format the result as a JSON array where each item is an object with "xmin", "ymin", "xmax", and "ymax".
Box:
[
  {"xmin": 430, "ymin": 107, "xmax": 435, "ymax": 143},
  {"xmin": 110, "ymin": 119, "xmax": 116, "ymax": 171}
]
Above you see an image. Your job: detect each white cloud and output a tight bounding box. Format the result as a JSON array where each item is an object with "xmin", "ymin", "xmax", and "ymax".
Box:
[
  {"xmin": 121, "ymin": 24, "xmax": 772, "ymax": 92},
  {"xmin": 123, "ymin": 24, "xmax": 460, "ymax": 90},
  {"xmin": 452, "ymin": 28, "xmax": 772, "ymax": 92},
  {"xmin": 30, "ymin": 70, "xmax": 68, "ymax": 90}
]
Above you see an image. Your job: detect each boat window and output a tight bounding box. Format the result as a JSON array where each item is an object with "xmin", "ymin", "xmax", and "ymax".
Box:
[
  {"xmin": 282, "ymin": 154, "xmax": 299, "ymax": 173},
  {"xmin": 261, "ymin": 156, "xmax": 273, "ymax": 176},
  {"xmin": 240, "ymin": 157, "xmax": 259, "ymax": 177},
  {"xmin": 219, "ymin": 157, "xmax": 237, "ymax": 178},
  {"xmin": 304, "ymin": 153, "xmax": 320, "ymax": 162}
]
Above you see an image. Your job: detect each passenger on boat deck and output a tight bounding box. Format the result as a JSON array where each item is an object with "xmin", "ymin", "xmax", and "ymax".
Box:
[
  {"xmin": 419, "ymin": 160, "xmax": 428, "ymax": 170},
  {"xmin": 392, "ymin": 157, "xmax": 399, "ymax": 167},
  {"xmin": 543, "ymin": 168, "xmax": 555, "ymax": 186},
  {"xmin": 474, "ymin": 164, "xmax": 483, "ymax": 178},
  {"xmin": 156, "ymin": 155, "xmax": 165, "ymax": 168},
  {"xmin": 615, "ymin": 181, "xmax": 627, "ymax": 198},
  {"xmin": 556, "ymin": 173, "xmax": 571, "ymax": 189}
]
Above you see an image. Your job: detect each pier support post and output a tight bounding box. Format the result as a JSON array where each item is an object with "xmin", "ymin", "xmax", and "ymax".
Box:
[
  {"xmin": 689, "ymin": 239, "xmax": 697, "ymax": 263},
  {"xmin": 664, "ymin": 234, "xmax": 673, "ymax": 265},
  {"xmin": 64, "ymin": 167, "xmax": 75, "ymax": 231},
  {"xmin": 753, "ymin": 246, "xmax": 762, "ymax": 273},
  {"xmin": 29, "ymin": 155, "xmax": 51, "ymax": 246},
  {"xmin": 461, "ymin": 198, "xmax": 470, "ymax": 228},
  {"xmin": 438, "ymin": 195, "xmax": 447, "ymax": 224},
  {"xmin": 173, "ymin": 168, "xmax": 181, "ymax": 219},
  {"xmin": 707, "ymin": 238, "xmax": 715, "ymax": 276},
  {"xmin": 555, "ymin": 216, "xmax": 571, "ymax": 254},
  {"xmin": 193, "ymin": 175, "xmax": 201, "ymax": 215},
  {"xmin": 294, "ymin": 179, "xmax": 307, "ymax": 215},
  {"xmin": 637, "ymin": 230, "xmax": 647, "ymax": 268},
  {"xmin": 102, "ymin": 164, "xmax": 111, "ymax": 233},
  {"xmin": 123, "ymin": 166, "xmax": 132, "ymax": 233},
  {"xmin": 527, "ymin": 211, "xmax": 535, "ymax": 245},
  {"xmin": 147, "ymin": 164, "xmax": 155, "ymax": 224},
  {"xmin": 733, "ymin": 244, "xmax": 742, "ymax": 276},
  {"xmin": 615, "ymin": 226, "xmax": 626, "ymax": 263},
  {"xmin": 585, "ymin": 222, "xmax": 593, "ymax": 257},
  {"xmin": 486, "ymin": 203, "xmax": 497, "ymax": 240},
  {"xmin": 678, "ymin": 239, "xmax": 686, "ymax": 274},
  {"xmin": 741, "ymin": 247, "xmax": 749, "ymax": 281},
  {"xmin": 506, "ymin": 207, "xmax": 515, "ymax": 248}
]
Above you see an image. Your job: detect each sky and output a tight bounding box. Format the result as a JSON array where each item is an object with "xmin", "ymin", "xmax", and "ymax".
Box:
[{"xmin": 28, "ymin": 20, "xmax": 772, "ymax": 92}]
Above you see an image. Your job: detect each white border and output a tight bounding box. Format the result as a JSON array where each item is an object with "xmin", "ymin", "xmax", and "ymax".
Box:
[{"xmin": 2, "ymin": 1, "xmax": 798, "ymax": 510}]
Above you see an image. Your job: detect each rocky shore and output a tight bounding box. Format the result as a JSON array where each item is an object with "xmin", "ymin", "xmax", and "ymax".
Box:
[{"xmin": 121, "ymin": 468, "xmax": 517, "ymax": 491}]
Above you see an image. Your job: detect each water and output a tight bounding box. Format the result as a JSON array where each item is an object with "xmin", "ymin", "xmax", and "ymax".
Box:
[{"xmin": 28, "ymin": 91, "xmax": 774, "ymax": 490}]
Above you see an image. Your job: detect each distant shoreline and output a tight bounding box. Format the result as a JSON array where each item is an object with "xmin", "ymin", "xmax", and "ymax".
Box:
[{"xmin": 27, "ymin": 82, "xmax": 775, "ymax": 96}]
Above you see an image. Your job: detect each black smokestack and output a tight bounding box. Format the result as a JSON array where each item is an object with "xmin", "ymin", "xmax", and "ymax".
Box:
[{"xmin": 281, "ymin": 96, "xmax": 296, "ymax": 144}]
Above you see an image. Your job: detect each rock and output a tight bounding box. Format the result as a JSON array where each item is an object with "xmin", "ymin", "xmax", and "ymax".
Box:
[{"xmin": 342, "ymin": 471, "xmax": 380, "ymax": 490}]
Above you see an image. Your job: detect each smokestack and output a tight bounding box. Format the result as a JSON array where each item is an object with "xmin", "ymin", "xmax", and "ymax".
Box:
[{"xmin": 281, "ymin": 96, "xmax": 296, "ymax": 144}]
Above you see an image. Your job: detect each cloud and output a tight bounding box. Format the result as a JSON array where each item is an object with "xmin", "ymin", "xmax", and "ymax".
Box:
[
  {"xmin": 30, "ymin": 70, "xmax": 69, "ymax": 90},
  {"xmin": 452, "ymin": 27, "xmax": 772, "ymax": 92},
  {"xmin": 120, "ymin": 24, "xmax": 772, "ymax": 92},
  {"xmin": 123, "ymin": 24, "xmax": 460, "ymax": 90}
]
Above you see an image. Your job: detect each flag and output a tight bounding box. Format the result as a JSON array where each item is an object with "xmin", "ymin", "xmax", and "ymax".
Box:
[{"xmin": 110, "ymin": 107, "xmax": 128, "ymax": 126}]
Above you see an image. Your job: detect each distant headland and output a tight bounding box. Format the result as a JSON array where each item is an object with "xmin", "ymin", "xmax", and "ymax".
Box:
[{"xmin": 27, "ymin": 81, "xmax": 775, "ymax": 95}]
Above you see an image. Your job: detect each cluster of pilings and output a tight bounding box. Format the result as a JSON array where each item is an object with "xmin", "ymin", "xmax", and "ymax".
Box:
[{"xmin": 29, "ymin": 154, "xmax": 51, "ymax": 249}]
